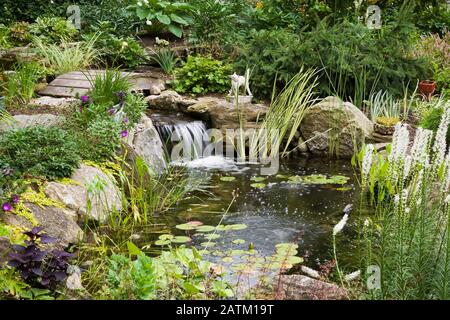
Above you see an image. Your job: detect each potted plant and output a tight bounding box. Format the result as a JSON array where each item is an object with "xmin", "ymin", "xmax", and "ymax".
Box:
[
  {"xmin": 374, "ymin": 116, "xmax": 400, "ymax": 135},
  {"xmin": 418, "ymin": 80, "xmax": 437, "ymax": 98}
]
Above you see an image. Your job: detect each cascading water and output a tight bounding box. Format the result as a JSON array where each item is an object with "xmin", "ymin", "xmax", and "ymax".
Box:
[
  {"xmin": 149, "ymin": 111, "xmax": 208, "ymax": 161},
  {"xmin": 157, "ymin": 121, "xmax": 207, "ymax": 160}
]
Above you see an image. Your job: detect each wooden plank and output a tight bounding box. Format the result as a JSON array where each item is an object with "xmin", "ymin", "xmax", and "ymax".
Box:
[
  {"xmin": 39, "ymin": 86, "xmax": 88, "ymax": 97},
  {"xmin": 48, "ymin": 78, "xmax": 93, "ymax": 89}
]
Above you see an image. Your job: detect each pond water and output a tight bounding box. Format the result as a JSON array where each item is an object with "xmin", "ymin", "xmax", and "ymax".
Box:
[{"xmin": 154, "ymin": 156, "xmax": 362, "ymax": 273}]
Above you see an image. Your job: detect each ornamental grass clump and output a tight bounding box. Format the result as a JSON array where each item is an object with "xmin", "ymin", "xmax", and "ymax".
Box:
[{"xmin": 351, "ymin": 102, "xmax": 450, "ymax": 299}]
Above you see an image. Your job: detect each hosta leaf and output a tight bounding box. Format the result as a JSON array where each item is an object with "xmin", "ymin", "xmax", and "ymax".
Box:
[
  {"xmin": 167, "ymin": 24, "xmax": 182, "ymax": 38},
  {"xmin": 170, "ymin": 13, "xmax": 188, "ymax": 25},
  {"xmin": 156, "ymin": 13, "xmax": 171, "ymax": 25}
]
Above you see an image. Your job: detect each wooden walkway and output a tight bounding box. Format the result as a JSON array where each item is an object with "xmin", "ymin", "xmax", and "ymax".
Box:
[{"xmin": 39, "ymin": 70, "xmax": 164, "ymax": 97}]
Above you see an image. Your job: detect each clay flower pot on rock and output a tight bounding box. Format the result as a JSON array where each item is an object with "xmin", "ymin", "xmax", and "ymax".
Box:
[{"xmin": 418, "ymin": 80, "xmax": 436, "ymax": 98}]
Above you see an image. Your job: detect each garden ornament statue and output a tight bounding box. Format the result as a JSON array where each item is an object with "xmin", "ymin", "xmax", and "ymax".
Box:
[{"xmin": 228, "ymin": 69, "xmax": 253, "ymax": 104}]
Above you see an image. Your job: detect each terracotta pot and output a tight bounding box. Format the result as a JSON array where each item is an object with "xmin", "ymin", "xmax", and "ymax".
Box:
[{"xmin": 418, "ymin": 80, "xmax": 436, "ymax": 97}]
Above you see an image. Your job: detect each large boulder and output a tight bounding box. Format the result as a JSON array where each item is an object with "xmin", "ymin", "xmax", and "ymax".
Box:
[
  {"xmin": 123, "ymin": 114, "xmax": 166, "ymax": 173},
  {"xmin": 274, "ymin": 275, "xmax": 348, "ymax": 300},
  {"xmin": 27, "ymin": 96, "xmax": 80, "ymax": 115},
  {"xmin": 44, "ymin": 164, "xmax": 122, "ymax": 222},
  {"xmin": 300, "ymin": 97, "xmax": 374, "ymax": 158},
  {"xmin": 0, "ymin": 114, "xmax": 64, "ymax": 133},
  {"xmin": 186, "ymin": 97, "xmax": 269, "ymax": 131},
  {"xmin": 145, "ymin": 90, "xmax": 196, "ymax": 111},
  {"xmin": 0, "ymin": 236, "xmax": 11, "ymax": 266},
  {"xmin": 0, "ymin": 205, "xmax": 83, "ymax": 249}
]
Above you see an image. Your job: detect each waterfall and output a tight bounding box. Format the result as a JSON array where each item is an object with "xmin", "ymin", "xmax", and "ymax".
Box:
[{"xmin": 155, "ymin": 120, "xmax": 207, "ymax": 161}]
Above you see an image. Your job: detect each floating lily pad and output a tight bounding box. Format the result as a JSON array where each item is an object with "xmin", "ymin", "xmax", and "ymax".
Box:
[
  {"xmin": 158, "ymin": 234, "xmax": 174, "ymax": 240},
  {"xmin": 336, "ymin": 187, "xmax": 352, "ymax": 191},
  {"xmin": 176, "ymin": 223, "xmax": 197, "ymax": 231},
  {"xmin": 286, "ymin": 174, "xmax": 349, "ymax": 185},
  {"xmin": 276, "ymin": 174, "xmax": 287, "ymax": 179},
  {"xmin": 250, "ymin": 176, "xmax": 266, "ymax": 182},
  {"xmin": 232, "ymin": 239, "xmax": 246, "ymax": 245},
  {"xmin": 204, "ymin": 234, "xmax": 221, "ymax": 240},
  {"xmin": 201, "ymin": 242, "xmax": 216, "ymax": 247},
  {"xmin": 250, "ymin": 183, "xmax": 266, "ymax": 189},
  {"xmin": 229, "ymin": 249, "xmax": 246, "ymax": 256},
  {"xmin": 222, "ymin": 257, "xmax": 234, "ymax": 263},
  {"xmin": 155, "ymin": 239, "xmax": 171, "ymax": 246},
  {"xmin": 171, "ymin": 236, "xmax": 192, "ymax": 244},
  {"xmin": 198, "ymin": 249, "xmax": 210, "ymax": 255},
  {"xmin": 229, "ymin": 224, "xmax": 248, "ymax": 231},
  {"xmin": 187, "ymin": 221, "xmax": 204, "ymax": 227},
  {"xmin": 196, "ymin": 225, "xmax": 216, "ymax": 233},
  {"xmin": 220, "ymin": 176, "xmax": 236, "ymax": 182}
]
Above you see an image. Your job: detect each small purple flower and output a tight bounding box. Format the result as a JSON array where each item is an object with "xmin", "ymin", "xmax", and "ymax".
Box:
[
  {"xmin": 123, "ymin": 117, "xmax": 129, "ymax": 124},
  {"xmin": 120, "ymin": 130, "xmax": 128, "ymax": 138},
  {"xmin": 108, "ymin": 108, "xmax": 116, "ymax": 115},
  {"xmin": 11, "ymin": 194, "xmax": 20, "ymax": 204},
  {"xmin": 2, "ymin": 203, "xmax": 12, "ymax": 212},
  {"xmin": 80, "ymin": 95, "xmax": 89, "ymax": 104}
]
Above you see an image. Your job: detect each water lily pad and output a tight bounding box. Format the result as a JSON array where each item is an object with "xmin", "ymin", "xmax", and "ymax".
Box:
[
  {"xmin": 220, "ymin": 176, "xmax": 236, "ymax": 182},
  {"xmin": 171, "ymin": 236, "xmax": 192, "ymax": 244},
  {"xmin": 187, "ymin": 221, "xmax": 204, "ymax": 227},
  {"xmin": 196, "ymin": 225, "xmax": 216, "ymax": 233},
  {"xmin": 158, "ymin": 234, "xmax": 174, "ymax": 240},
  {"xmin": 222, "ymin": 257, "xmax": 234, "ymax": 263},
  {"xmin": 176, "ymin": 223, "xmax": 197, "ymax": 231},
  {"xmin": 229, "ymin": 249, "xmax": 246, "ymax": 256},
  {"xmin": 250, "ymin": 183, "xmax": 266, "ymax": 189},
  {"xmin": 336, "ymin": 187, "xmax": 352, "ymax": 191},
  {"xmin": 204, "ymin": 234, "xmax": 221, "ymax": 240},
  {"xmin": 198, "ymin": 249, "xmax": 210, "ymax": 255},
  {"xmin": 287, "ymin": 174, "xmax": 349, "ymax": 185},
  {"xmin": 250, "ymin": 176, "xmax": 266, "ymax": 182},
  {"xmin": 201, "ymin": 242, "xmax": 216, "ymax": 247},
  {"xmin": 228, "ymin": 224, "xmax": 248, "ymax": 231},
  {"xmin": 276, "ymin": 174, "xmax": 287, "ymax": 179},
  {"xmin": 155, "ymin": 239, "xmax": 171, "ymax": 246},
  {"xmin": 232, "ymin": 239, "xmax": 246, "ymax": 245}
]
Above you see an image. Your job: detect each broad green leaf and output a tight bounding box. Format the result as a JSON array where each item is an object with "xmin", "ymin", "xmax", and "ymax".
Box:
[
  {"xmin": 167, "ymin": 24, "xmax": 182, "ymax": 38},
  {"xmin": 127, "ymin": 241, "xmax": 142, "ymax": 256}
]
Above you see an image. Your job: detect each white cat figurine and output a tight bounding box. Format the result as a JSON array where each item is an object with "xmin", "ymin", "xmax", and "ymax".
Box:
[{"xmin": 229, "ymin": 69, "xmax": 252, "ymax": 96}]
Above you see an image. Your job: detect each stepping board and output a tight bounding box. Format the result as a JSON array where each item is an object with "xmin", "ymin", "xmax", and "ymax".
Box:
[{"xmin": 39, "ymin": 70, "xmax": 164, "ymax": 98}]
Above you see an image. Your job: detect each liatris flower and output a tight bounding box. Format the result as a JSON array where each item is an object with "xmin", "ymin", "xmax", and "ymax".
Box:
[
  {"xmin": 80, "ymin": 95, "xmax": 89, "ymax": 104},
  {"xmin": 11, "ymin": 194, "xmax": 20, "ymax": 204},
  {"xmin": 301, "ymin": 266, "xmax": 320, "ymax": 279},
  {"xmin": 344, "ymin": 270, "xmax": 361, "ymax": 282},
  {"xmin": 432, "ymin": 108, "xmax": 450, "ymax": 169},
  {"xmin": 2, "ymin": 203, "xmax": 12, "ymax": 212},
  {"xmin": 120, "ymin": 130, "xmax": 128, "ymax": 138},
  {"xmin": 333, "ymin": 213, "xmax": 349, "ymax": 236},
  {"xmin": 410, "ymin": 127, "xmax": 432, "ymax": 167},
  {"xmin": 362, "ymin": 144, "xmax": 374, "ymax": 186}
]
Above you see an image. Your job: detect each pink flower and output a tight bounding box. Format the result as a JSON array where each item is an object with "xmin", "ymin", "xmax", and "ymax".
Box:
[
  {"xmin": 80, "ymin": 95, "xmax": 89, "ymax": 104},
  {"xmin": 120, "ymin": 130, "xmax": 128, "ymax": 138},
  {"xmin": 11, "ymin": 194, "xmax": 20, "ymax": 204},
  {"xmin": 2, "ymin": 203, "xmax": 12, "ymax": 212}
]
